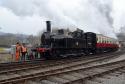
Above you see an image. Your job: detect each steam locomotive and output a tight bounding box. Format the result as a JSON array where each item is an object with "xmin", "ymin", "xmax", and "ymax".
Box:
[{"xmin": 32, "ymin": 21, "xmax": 119, "ymax": 59}]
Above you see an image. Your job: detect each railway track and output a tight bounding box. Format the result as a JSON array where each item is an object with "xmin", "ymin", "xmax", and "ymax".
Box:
[
  {"xmin": 27, "ymin": 58, "xmax": 125, "ymax": 84},
  {"xmin": 0, "ymin": 54, "xmax": 105, "ymax": 70},
  {"xmin": 0, "ymin": 51, "xmax": 122, "ymax": 71},
  {"xmin": 0, "ymin": 52, "xmax": 114, "ymax": 68},
  {"xmin": 84, "ymin": 68, "xmax": 125, "ymax": 84},
  {"xmin": 0, "ymin": 51, "xmax": 124, "ymax": 84},
  {"xmin": 0, "ymin": 53, "xmax": 119, "ymax": 75},
  {"xmin": 0, "ymin": 53, "xmax": 114, "ymax": 71}
]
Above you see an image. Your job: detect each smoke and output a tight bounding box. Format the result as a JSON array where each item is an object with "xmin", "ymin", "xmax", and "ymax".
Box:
[
  {"xmin": 0, "ymin": 0, "xmax": 116, "ymax": 38},
  {"xmin": 87, "ymin": 0, "xmax": 115, "ymax": 37},
  {"xmin": 90, "ymin": 0, "xmax": 113, "ymax": 25}
]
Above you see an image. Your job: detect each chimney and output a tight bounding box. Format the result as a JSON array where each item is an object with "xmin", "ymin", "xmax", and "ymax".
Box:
[{"xmin": 46, "ymin": 21, "xmax": 51, "ymax": 32}]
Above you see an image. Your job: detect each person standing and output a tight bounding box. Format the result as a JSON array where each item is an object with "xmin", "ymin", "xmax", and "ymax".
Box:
[
  {"xmin": 15, "ymin": 42, "xmax": 21, "ymax": 61},
  {"xmin": 21, "ymin": 43, "xmax": 27, "ymax": 61},
  {"xmin": 11, "ymin": 45, "xmax": 16, "ymax": 62}
]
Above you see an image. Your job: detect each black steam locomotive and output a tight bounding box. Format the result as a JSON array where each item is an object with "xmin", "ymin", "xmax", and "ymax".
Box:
[{"xmin": 33, "ymin": 21, "xmax": 119, "ymax": 59}]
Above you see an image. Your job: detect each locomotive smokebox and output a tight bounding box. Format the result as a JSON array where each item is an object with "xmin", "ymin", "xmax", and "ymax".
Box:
[{"xmin": 46, "ymin": 21, "xmax": 51, "ymax": 32}]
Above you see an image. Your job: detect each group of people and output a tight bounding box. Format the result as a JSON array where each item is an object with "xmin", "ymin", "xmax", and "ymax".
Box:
[{"xmin": 15, "ymin": 42, "xmax": 28, "ymax": 61}]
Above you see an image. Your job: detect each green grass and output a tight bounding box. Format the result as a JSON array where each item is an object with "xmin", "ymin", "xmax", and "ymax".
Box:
[
  {"xmin": 0, "ymin": 48, "xmax": 5, "ymax": 52},
  {"xmin": 0, "ymin": 54, "xmax": 12, "ymax": 63}
]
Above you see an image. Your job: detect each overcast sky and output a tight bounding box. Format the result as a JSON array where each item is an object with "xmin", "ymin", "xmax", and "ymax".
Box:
[{"xmin": 0, "ymin": 0, "xmax": 125, "ymax": 38}]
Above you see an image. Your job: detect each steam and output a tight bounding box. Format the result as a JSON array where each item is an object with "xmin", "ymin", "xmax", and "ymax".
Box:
[{"xmin": 0, "ymin": 0, "xmax": 116, "ymax": 38}]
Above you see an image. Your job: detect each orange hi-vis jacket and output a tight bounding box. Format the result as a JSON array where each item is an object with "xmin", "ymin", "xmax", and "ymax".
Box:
[
  {"xmin": 21, "ymin": 46, "xmax": 27, "ymax": 52},
  {"xmin": 15, "ymin": 45, "xmax": 21, "ymax": 61}
]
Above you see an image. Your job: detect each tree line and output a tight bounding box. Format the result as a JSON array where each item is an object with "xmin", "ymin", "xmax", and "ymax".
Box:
[{"xmin": 0, "ymin": 34, "xmax": 40, "ymax": 47}]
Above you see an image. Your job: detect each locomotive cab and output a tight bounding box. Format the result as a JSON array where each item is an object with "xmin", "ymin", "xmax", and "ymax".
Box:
[{"xmin": 84, "ymin": 32, "xmax": 96, "ymax": 54}]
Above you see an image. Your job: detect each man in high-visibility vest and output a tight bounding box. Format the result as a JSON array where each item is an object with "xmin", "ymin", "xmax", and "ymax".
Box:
[
  {"xmin": 15, "ymin": 42, "xmax": 21, "ymax": 61},
  {"xmin": 21, "ymin": 43, "xmax": 27, "ymax": 61}
]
